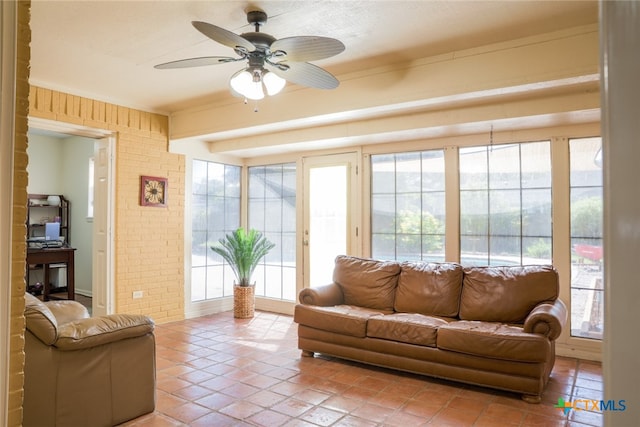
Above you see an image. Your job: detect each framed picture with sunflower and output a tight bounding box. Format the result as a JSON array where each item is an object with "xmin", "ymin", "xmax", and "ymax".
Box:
[{"xmin": 140, "ymin": 175, "xmax": 168, "ymax": 207}]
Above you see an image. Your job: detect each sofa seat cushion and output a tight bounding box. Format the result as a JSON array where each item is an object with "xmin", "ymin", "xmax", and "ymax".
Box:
[
  {"xmin": 333, "ymin": 255, "xmax": 401, "ymax": 311},
  {"xmin": 294, "ymin": 304, "xmax": 386, "ymax": 338},
  {"xmin": 459, "ymin": 265, "xmax": 559, "ymax": 323},
  {"xmin": 367, "ymin": 313, "xmax": 451, "ymax": 347},
  {"xmin": 395, "ymin": 262, "xmax": 463, "ymax": 317},
  {"xmin": 437, "ymin": 321, "xmax": 550, "ymax": 362}
]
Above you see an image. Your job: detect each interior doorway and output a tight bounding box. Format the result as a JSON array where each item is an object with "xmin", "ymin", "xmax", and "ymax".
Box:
[
  {"xmin": 27, "ymin": 117, "xmax": 114, "ymax": 315},
  {"xmin": 302, "ymin": 152, "xmax": 360, "ymax": 289}
]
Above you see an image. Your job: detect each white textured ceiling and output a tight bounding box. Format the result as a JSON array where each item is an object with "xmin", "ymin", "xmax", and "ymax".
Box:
[{"xmin": 29, "ymin": 1, "xmax": 598, "ymax": 115}]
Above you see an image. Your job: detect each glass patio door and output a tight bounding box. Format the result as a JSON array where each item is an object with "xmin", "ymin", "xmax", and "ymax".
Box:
[{"xmin": 303, "ymin": 153, "xmax": 359, "ymax": 288}]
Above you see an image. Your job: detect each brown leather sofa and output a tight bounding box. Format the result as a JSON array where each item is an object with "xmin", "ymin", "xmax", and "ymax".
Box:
[
  {"xmin": 294, "ymin": 255, "xmax": 567, "ymax": 402},
  {"xmin": 23, "ymin": 293, "xmax": 156, "ymax": 426}
]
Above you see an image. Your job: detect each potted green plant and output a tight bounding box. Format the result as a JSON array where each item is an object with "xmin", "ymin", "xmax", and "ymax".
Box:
[{"xmin": 210, "ymin": 228, "xmax": 275, "ymax": 318}]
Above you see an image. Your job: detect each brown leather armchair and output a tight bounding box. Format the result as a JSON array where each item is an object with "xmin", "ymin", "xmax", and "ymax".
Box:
[{"xmin": 23, "ymin": 293, "xmax": 156, "ymax": 427}]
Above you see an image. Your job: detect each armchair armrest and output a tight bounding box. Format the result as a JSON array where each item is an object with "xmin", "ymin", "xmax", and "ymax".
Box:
[
  {"xmin": 298, "ymin": 283, "xmax": 344, "ymax": 306},
  {"xmin": 55, "ymin": 314, "xmax": 155, "ymax": 351},
  {"xmin": 523, "ymin": 298, "xmax": 567, "ymax": 340}
]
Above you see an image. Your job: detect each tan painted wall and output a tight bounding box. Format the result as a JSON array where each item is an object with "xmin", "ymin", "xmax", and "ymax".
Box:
[{"xmin": 28, "ymin": 86, "xmax": 186, "ymax": 322}]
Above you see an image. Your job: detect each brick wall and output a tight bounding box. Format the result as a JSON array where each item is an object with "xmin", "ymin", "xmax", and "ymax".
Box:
[
  {"xmin": 8, "ymin": 2, "xmax": 31, "ymax": 425},
  {"xmin": 29, "ymin": 86, "xmax": 186, "ymax": 322}
]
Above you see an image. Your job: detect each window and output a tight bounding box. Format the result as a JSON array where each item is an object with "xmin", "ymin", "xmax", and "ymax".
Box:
[
  {"xmin": 371, "ymin": 150, "xmax": 446, "ymax": 262},
  {"xmin": 87, "ymin": 157, "xmax": 94, "ymax": 218},
  {"xmin": 191, "ymin": 160, "xmax": 241, "ymax": 302},
  {"xmin": 248, "ymin": 163, "xmax": 297, "ymax": 301},
  {"xmin": 459, "ymin": 142, "xmax": 552, "ymax": 266},
  {"xmin": 569, "ymin": 137, "xmax": 603, "ymax": 339}
]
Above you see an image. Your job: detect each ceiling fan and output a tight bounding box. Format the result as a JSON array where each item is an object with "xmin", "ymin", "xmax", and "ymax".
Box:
[{"xmin": 155, "ymin": 10, "xmax": 345, "ymax": 101}]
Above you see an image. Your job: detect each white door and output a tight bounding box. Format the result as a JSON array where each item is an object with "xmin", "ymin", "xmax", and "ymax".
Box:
[
  {"xmin": 92, "ymin": 137, "xmax": 114, "ymax": 315},
  {"xmin": 303, "ymin": 153, "xmax": 360, "ymax": 289}
]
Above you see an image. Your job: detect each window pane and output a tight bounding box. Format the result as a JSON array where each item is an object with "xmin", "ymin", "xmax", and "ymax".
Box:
[
  {"xmin": 422, "ymin": 151, "xmax": 445, "ymax": 190},
  {"xmin": 265, "ymin": 199, "xmax": 283, "ymax": 232},
  {"xmin": 249, "ymin": 166, "xmax": 265, "ymax": 198},
  {"xmin": 521, "ymin": 142, "xmax": 552, "ymax": 188},
  {"xmin": 372, "ymin": 233, "xmax": 395, "ymax": 260},
  {"xmin": 489, "ymin": 236, "xmax": 521, "ymax": 264},
  {"xmin": 283, "ymin": 197, "xmax": 296, "ymax": 232},
  {"xmin": 207, "ymin": 162, "xmax": 225, "ymax": 196},
  {"xmin": 371, "ymin": 154, "xmax": 395, "ymax": 193},
  {"xmin": 371, "ymin": 150, "xmax": 445, "ymax": 262},
  {"xmin": 248, "ymin": 163, "xmax": 297, "ymax": 301},
  {"xmin": 460, "ymin": 190, "xmax": 488, "ymax": 235},
  {"xmin": 489, "ymin": 189, "xmax": 520, "ymax": 236},
  {"xmin": 225, "ymin": 165, "xmax": 241, "ymax": 197},
  {"xmin": 460, "ymin": 236, "xmax": 488, "ymax": 265},
  {"xmin": 192, "ymin": 160, "xmax": 208, "ymax": 195},
  {"xmin": 570, "ymin": 137, "xmax": 603, "ymax": 340},
  {"xmin": 422, "ymin": 235, "xmax": 445, "ymax": 261},
  {"xmin": 396, "ymin": 152, "xmax": 421, "ymax": 193},
  {"xmin": 397, "ymin": 234, "xmax": 421, "ymax": 261},
  {"xmin": 191, "ymin": 195, "xmax": 207, "ymax": 232},
  {"xmin": 522, "ymin": 189, "xmax": 552, "ymax": 237},
  {"xmin": 190, "ymin": 160, "xmax": 241, "ymax": 302},
  {"xmin": 459, "ymin": 146, "xmax": 487, "ymax": 190},
  {"xmin": 523, "ymin": 237, "xmax": 552, "ymax": 264},
  {"xmin": 489, "ymin": 144, "xmax": 519, "ymax": 189},
  {"xmin": 249, "ymin": 199, "xmax": 265, "ymax": 230},
  {"xmin": 396, "ymin": 193, "xmax": 421, "ymax": 234},
  {"xmin": 460, "ymin": 141, "xmax": 551, "ymax": 266},
  {"xmin": 191, "ymin": 267, "xmax": 206, "ymax": 301},
  {"xmin": 207, "ymin": 196, "xmax": 224, "ymax": 231},
  {"xmin": 192, "ymin": 231, "xmax": 207, "ymax": 267},
  {"xmin": 371, "ymin": 194, "xmax": 395, "ymax": 233}
]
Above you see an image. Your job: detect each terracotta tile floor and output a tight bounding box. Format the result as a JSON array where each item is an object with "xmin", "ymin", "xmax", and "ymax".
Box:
[{"xmin": 119, "ymin": 311, "xmax": 603, "ymax": 427}]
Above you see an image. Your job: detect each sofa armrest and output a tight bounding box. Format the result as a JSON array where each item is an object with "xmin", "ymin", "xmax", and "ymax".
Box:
[
  {"xmin": 523, "ymin": 299, "xmax": 567, "ymax": 340},
  {"xmin": 299, "ymin": 283, "xmax": 344, "ymax": 306},
  {"xmin": 55, "ymin": 314, "xmax": 155, "ymax": 350},
  {"xmin": 46, "ymin": 300, "xmax": 90, "ymax": 325}
]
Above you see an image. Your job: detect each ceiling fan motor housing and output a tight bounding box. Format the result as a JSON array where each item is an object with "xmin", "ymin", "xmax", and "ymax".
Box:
[
  {"xmin": 241, "ymin": 32, "xmax": 276, "ymax": 51},
  {"xmin": 247, "ymin": 10, "xmax": 268, "ymax": 27}
]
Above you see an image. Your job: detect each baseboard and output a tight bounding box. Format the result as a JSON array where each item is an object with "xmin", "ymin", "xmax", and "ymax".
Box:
[
  {"xmin": 556, "ymin": 342, "xmax": 602, "ymax": 362},
  {"xmin": 75, "ymin": 289, "xmax": 93, "ymax": 298}
]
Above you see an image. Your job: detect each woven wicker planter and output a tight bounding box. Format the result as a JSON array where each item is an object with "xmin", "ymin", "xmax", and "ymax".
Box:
[{"xmin": 233, "ymin": 284, "xmax": 255, "ymax": 318}]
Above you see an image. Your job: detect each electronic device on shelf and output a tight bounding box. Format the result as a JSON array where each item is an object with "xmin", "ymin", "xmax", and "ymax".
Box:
[{"xmin": 27, "ymin": 238, "xmax": 65, "ymax": 249}]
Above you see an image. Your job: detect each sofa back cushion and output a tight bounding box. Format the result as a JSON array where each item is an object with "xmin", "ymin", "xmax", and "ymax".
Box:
[
  {"xmin": 333, "ymin": 255, "xmax": 401, "ymax": 311},
  {"xmin": 394, "ymin": 262, "xmax": 463, "ymax": 317},
  {"xmin": 459, "ymin": 265, "xmax": 559, "ymax": 323}
]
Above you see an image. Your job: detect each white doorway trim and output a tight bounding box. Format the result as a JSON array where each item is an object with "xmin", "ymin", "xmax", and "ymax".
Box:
[{"xmin": 28, "ymin": 117, "xmax": 116, "ymax": 315}]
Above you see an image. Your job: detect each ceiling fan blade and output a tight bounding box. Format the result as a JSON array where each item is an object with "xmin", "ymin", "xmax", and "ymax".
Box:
[
  {"xmin": 154, "ymin": 56, "xmax": 238, "ymax": 69},
  {"xmin": 192, "ymin": 21, "xmax": 255, "ymax": 52},
  {"xmin": 266, "ymin": 62, "xmax": 339, "ymax": 90},
  {"xmin": 271, "ymin": 36, "xmax": 345, "ymax": 62}
]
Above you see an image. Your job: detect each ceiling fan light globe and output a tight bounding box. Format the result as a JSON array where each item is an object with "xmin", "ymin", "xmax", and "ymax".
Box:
[
  {"xmin": 230, "ymin": 70, "xmax": 253, "ymax": 96},
  {"xmin": 245, "ymin": 79, "xmax": 265, "ymax": 100},
  {"xmin": 263, "ymin": 71, "xmax": 286, "ymax": 96}
]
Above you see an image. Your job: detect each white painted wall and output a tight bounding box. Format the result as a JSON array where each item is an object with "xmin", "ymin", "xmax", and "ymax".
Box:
[
  {"xmin": 26, "ymin": 133, "xmax": 63, "ymax": 194},
  {"xmin": 26, "ymin": 133, "xmax": 94, "ymax": 296},
  {"xmin": 601, "ymin": 1, "xmax": 640, "ymax": 425}
]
